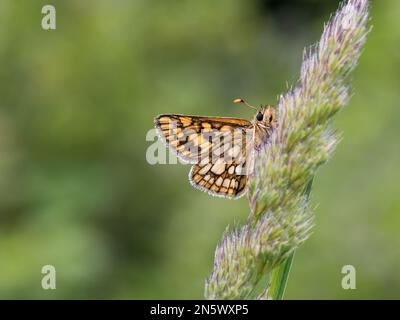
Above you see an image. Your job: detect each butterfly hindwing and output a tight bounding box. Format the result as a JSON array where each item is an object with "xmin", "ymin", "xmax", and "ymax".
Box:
[{"xmin": 189, "ymin": 160, "xmax": 248, "ymax": 199}]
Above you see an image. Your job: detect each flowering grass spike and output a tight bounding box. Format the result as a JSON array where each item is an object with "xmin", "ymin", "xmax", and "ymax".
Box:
[{"xmin": 205, "ymin": 0, "xmax": 370, "ymax": 300}]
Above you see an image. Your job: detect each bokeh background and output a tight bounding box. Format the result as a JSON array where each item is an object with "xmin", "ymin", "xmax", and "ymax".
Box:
[{"xmin": 0, "ymin": 0, "xmax": 398, "ymax": 299}]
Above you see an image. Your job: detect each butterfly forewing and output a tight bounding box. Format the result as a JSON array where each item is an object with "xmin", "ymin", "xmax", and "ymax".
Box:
[{"xmin": 155, "ymin": 114, "xmax": 253, "ymax": 199}]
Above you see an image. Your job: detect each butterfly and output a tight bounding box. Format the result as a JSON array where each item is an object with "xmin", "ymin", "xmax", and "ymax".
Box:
[{"xmin": 154, "ymin": 99, "xmax": 277, "ymax": 199}]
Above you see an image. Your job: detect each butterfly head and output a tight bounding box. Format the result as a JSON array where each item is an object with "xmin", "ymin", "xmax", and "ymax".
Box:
[
  {"xmin": 233, "ymin": 98, "xmax": 276, "ymax": 128},
  {"xmin": 254, "ymin": 106, "xmax": 276, "ymax": 128}
]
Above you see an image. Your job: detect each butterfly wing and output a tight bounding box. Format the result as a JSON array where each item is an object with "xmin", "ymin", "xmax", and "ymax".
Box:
[
  {"xmin": 155, "ymin": 115, "xmax": 251, "ymax": 163},
  {"xmin": 155, "ymin": 114, "xmax": 253, "ymax": 199},
  {"xmin": 189, "ymin": 158, "xmax": 248, "ymax": 199}
]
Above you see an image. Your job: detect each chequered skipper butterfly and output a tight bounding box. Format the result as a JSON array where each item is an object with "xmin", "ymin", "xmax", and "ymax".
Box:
[{"xmin": 154, "ymin": 99, "xmax": 276, "ymax": 199}]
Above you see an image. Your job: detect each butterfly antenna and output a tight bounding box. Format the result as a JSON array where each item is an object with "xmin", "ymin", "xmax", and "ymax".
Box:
[{"xmin": 233, "ymin": 98, "xmax": 257, "ymax": 111}]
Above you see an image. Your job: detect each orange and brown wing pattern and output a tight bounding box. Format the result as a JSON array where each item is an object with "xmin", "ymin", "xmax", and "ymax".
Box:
[
  {"xmin": 189, "ymin": 159, "xmax": 248, "ymax": 199},
  {"xmin": 154, "ymin": 114, "xmax": 251, "ymax": 163},
  {"xmin": 155, "ymin": 114, "xmax": 253, "ymax": 199}
]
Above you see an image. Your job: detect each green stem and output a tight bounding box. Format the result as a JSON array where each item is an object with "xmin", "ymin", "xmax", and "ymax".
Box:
[
  {"xmin": 268, "ymin": 251, "xmax": 295, "ymax": 299},
  {"xmin": 268, "ymin": 177, "xmax": 314, "ymax": 300}
]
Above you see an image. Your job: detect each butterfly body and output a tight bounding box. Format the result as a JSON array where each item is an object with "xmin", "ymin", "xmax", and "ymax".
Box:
[{"xmin": 155, "ymin": 104, "xmax": 276, "ymax": 199}]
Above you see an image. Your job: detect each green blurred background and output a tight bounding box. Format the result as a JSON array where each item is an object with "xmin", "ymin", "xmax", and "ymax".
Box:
[{"xmin": 0, "ymin": 0, "xmax": 398, "ymax": 299}]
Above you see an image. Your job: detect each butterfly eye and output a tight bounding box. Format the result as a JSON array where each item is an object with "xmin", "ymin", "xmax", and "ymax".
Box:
[{"xmin": 256, "ymin": 112, "xmax": 264, "ymax": 121}]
